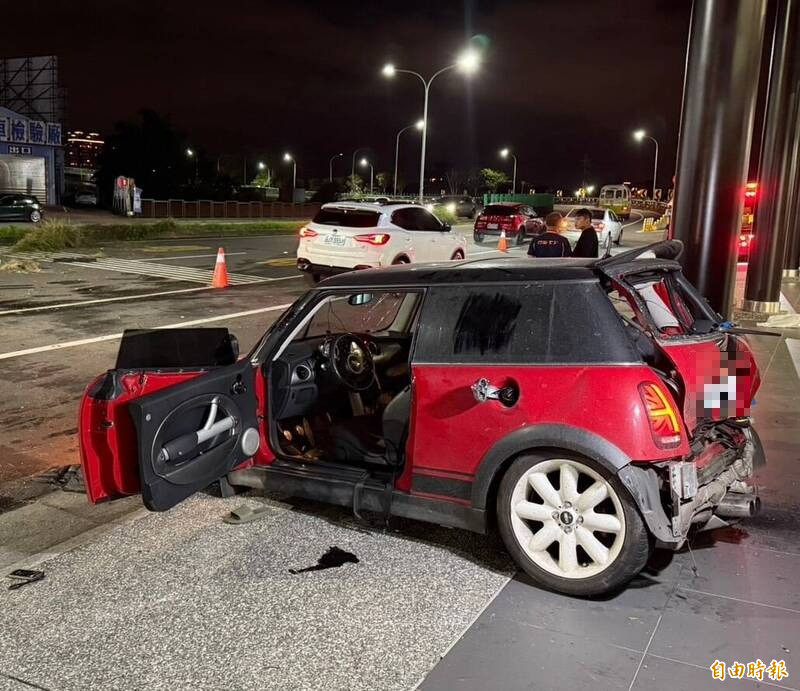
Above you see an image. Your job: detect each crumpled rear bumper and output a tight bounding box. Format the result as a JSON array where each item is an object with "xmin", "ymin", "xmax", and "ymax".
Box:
[{"xmin": 619, "ymin": 424, "xmax": 765, "ymax": 549}]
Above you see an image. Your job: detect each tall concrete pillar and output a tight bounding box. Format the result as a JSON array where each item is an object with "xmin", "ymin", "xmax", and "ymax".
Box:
[
  {"xmin": 744, "ymin": 0, "xmax": 800, "ymax": 311},
  {"xmin": 781, "ymin": 81, "xmax": 800, "ymax": 278},
  {"xmin": 670, "ymin": 0, "xmax": 767, "ymax": 317}
]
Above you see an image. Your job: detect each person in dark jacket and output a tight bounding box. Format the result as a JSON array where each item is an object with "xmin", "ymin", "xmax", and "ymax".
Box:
[
  {"xmin": 528, "ymin": 212, "xmax": 572, "ymax": 257},
  {"xmin": 572, "ymin": 208, "xmax": 599, "ymax": 258}
]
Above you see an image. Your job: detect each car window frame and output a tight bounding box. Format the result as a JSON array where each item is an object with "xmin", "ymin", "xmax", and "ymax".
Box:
[
  {"xmin": 392, "ymin": 206, "xmax": 444, "ymax": 232},
  {"xmin": 265, "ymin": 287, "xmax": 426, "ymax": 362}
]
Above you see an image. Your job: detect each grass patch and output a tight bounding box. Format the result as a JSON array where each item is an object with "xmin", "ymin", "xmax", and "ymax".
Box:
[
  {"xmin": 0, "ymin": 226, "xmax": 30, "ymax": 245},
  {"xmin": 11, "ymin": 218, "xmax": 304, "ymax": 253}
]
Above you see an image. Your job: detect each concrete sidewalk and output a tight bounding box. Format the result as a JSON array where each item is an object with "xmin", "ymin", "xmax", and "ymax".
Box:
[{"xmin": 0, "ymin": 493, "xmax": 512, "ymax": 691}]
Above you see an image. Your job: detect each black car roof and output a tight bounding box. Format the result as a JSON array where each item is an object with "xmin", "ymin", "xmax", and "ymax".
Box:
[
  {"xmin": 318, "ymin": 257, "xmax": 599, "ymax": 288},
  {"xmin": 317, "ymin": 241, "xmax": 685, "ymax": 289}
]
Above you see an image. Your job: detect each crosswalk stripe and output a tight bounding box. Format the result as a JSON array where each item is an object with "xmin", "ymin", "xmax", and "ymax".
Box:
[{"xmin": 67, "ymin": 258, "xmax": 267, "ymax": 285}]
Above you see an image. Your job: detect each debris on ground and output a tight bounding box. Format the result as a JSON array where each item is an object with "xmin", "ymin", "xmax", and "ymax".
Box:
[
  {"xmin": 7, "ymin": 569, "xmax": 45, "ymax": 591},
  {"xmin": 289, "ymin": 546, "xmax": 359, "ymax": 574},
  {"xmin": 0, "ymin": 259, "xmax": 41, "ymax": 273}
]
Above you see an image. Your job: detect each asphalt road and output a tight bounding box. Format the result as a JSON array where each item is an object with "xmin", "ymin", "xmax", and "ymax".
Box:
[{"xmin": 0, "ymin": 213, "xmax": 661, "ymax": 484}]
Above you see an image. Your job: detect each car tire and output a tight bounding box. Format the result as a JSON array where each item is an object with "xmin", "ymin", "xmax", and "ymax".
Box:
[
  {"xmin": 614, "ymin": 228, "xmax": 623, "ymax": 246},
  {"xmin": 473, "ymin": 232, "xmax": 484, "ymax": 244},
  {"xmin": 451, "ymin": 249, "xmax": 465, "ymax": 260},
  {"xmin": 496, "ymin": 451, "xmax": 650, "ymax": 597},
  {"xmin": 516, "ymin": 226, "xmax": 526, "ymax": 246},
  {"xmin": 392, "ymin": 256, "xmax": 409, "ymax": 265},
  {"xmin": 29, "ymin": 210, "xmax": 42, "ymax": 223}
]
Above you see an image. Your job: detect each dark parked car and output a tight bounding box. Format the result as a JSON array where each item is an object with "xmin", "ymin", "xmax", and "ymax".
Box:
[
  {"xmin": 473, "ymin": 202, "xmax": 545, "ymax": 245},
  {"xmin": 0, "ymin": 194, "xmax": 43, "ymax": 222},
  {"xmin": 430, "ymin": 195, "xmax": 482, "ymax": 219},
  {"xmin": 79, "ymin": 241, "xmax": 764, "ymax": 596}
]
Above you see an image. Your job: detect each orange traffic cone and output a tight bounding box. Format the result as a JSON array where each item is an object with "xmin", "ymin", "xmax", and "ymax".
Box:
[
  {"xmin": 497, "ymin": 229, "xmax": 508, "ymax": 253},
  {"xmin": 211, "ymin": 247, "xmax": 230, "ymax": 288}
]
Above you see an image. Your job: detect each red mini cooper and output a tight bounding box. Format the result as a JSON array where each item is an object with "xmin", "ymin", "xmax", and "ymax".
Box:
[{"xmin": 79, "ymin": 241, "xmax": 765, "ymax": 596}]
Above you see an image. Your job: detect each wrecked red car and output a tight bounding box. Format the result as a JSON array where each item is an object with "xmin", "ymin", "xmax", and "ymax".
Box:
[{"xmin": 78, "ymin": 241, "xmax": 765, "ymax": 596}]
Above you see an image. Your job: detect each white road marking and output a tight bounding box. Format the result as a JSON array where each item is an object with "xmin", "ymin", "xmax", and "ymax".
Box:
[
  {"xmin": 146, "ymin": 252, "xmax": 247, "ymax": 261},
  {"xmin": 0, "ymin": 275, "xmax": 302, "ymax": 316},
  {"xmin": 67, "ymin": 257, "xmax": 268, "ymax": 284},
  {"xmin": 0, "ymin": 304, "xmax": 293, "ymax": 361},
  {"xmin": 623, "ymin": 211, "xmax": 645, "ymax": 229}
]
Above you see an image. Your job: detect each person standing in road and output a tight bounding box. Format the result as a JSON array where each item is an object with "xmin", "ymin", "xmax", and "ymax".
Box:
[
  {"xmin": 572, "ymin": 208, "xmax": 599, "ymax": 258},
  {"xmin": 528, "ymin": 212, "xmax": 572, "ymax": 257}
]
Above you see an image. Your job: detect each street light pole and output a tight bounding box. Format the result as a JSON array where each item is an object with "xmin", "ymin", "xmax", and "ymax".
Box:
[
  {"xmin": 284, "ymin": 153, "xmax": 297, "ymax": 197},
  {"xmin": 351, "ymin": 148, "xmax": 368, "ymax": 190},
  {"xmin": 329, "ymin": 152, "xmax": 343, "ymax": 182},
  {"xmin": 500, "ymin": 148, "xmax": 517, "ymax": 194},
  {"xmin": 383, "ymin": 50, "xmax": 479, "ymax": 204},
  {"xmin": 393, "ymin": 120, "xmax": 424, "ymax": 197},
  {"xmin": 361, "ymin": 158, "xmax": 374, "ymax": 195},
  {"xmin": 633, "ymin": 130, "xmax": 659, "ymax": 199}
]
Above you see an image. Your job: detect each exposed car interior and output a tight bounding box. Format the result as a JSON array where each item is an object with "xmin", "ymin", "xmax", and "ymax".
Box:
[{"xmin": 268, "ymin": 290, "xmax": 421, "ymax": 473}]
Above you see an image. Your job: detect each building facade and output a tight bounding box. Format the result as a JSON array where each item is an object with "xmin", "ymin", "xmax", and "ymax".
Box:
[
  {"xmin": 0, "ymin": 106, "xmax": 63, "ymax": 204},
  {"xmin": 66, "ymin": 130, "xmax": 103, "ymax": 169}
]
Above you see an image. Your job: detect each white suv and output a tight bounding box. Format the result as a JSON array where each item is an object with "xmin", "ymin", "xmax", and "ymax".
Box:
[{"xmin": 297, "ymin": 202, "xmax": 467, "ymax": 282}]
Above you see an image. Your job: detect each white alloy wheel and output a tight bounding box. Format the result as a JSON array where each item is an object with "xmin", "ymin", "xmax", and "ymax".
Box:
[{"xmin": 509, "ymin": 458, "xmax": 626, "ymax": 580}]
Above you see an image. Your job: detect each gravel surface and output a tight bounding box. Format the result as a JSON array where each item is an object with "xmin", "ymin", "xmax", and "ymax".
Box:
[{"xmin": 0, "ymin": 493, "xmax": 512, "ymax": 691}]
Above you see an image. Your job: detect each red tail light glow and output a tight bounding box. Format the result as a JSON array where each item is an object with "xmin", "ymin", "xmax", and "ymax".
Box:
[
  {"xmin": 299, "ymin": 226, "xmax": 318, "ymax": 238},
  {"xmin": 639, "ymin": 382, "xmax": 682, "ymax": 449},
  {"xmin": 354, "ymin": 233, "xmax": 391, "ymax": 246}
]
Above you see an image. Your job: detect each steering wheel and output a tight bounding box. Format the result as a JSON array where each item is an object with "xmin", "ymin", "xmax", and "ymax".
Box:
[{"xmin": 326, "ymin": 333, "xmax": 375, "ymax": 391}]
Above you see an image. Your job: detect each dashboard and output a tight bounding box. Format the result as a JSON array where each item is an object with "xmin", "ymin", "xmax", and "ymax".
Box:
[{"xmin": 269, "ymin": 334, "xmax": 408, "ymax": 421}]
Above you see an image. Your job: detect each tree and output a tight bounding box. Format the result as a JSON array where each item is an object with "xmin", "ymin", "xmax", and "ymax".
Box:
[
  {"xmin": 95, "ymin": 110, "xmax": 193, "ymax": 205},
  {"xmin": 250, "ymin": 167, "xmax": 275, "ymax": 188},
  {"xmin": 375, "ymin": 172, "xmax": 389, "ymax": 193},
  {"xmin": 445, "ymin": 169, "xmax": 466, "ymax": 195},
  {"xmin": 481, "ymin": 168, "xmax": 510, "ymax": 192},
  {"xmin": 345, "ymin": 174, "xmax": 364, "ymax": 195}
]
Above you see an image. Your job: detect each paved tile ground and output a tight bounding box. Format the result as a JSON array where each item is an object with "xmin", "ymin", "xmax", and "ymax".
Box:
[
  {"xmin": 0, "ymin": 493, "xmax": 513, "ymax": 691},
  {"xmin": 420, "ymin": 292, "xmax": 800, "ymax": 691}
]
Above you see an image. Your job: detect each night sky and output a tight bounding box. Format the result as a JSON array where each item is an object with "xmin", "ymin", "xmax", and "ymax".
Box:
[{"xmin": 4, "ymin": 0, "xmax": 693, "ymax": 190}]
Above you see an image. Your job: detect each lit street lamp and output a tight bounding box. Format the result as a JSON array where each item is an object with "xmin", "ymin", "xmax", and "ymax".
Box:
[
  {"xmin": 393, "ymin": 119, "xmax": 424, "ymax": 197},
  {"xmin": 257, "ymin": 161, "xmax": 266, "ymax": 171},
  {"xmin": 283, "ymin": 152, "xmax": 297, "ymax": 192},
  {"xmin": 351, "ymin": 147, "xmax": 369, "ymax": 188},
  {"xmin": 186, "ymin": 148, "xmax": 198, "ymax": 182},
  {"xmin": 382, "ymin": 48, "xmax": 480, "ymax": 202},
  {"xmin": 360, "ymin": 157, "xmax": 374, "ymax": 195},
  {"xmin": 633, "ymin": 129, "xmax": 659, "ymax": 200},
  {"xmin": 499, "ymin": 147, "xmax": 517, "ymax": 194},
  {"xmin": 329, "ymin": 152, "xmax": 343, "ymax": 182}
]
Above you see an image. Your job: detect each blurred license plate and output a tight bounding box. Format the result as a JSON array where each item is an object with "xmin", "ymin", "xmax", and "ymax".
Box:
[
  {"xmin": 324, "ymin": 235, "xmax": 347, "ymax": 246},
  {"xmin": 488, "ymin": 223, "xmax": 498, "ymax": 230}
]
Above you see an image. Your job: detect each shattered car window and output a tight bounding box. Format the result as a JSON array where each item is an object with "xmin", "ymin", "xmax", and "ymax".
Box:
[{"xmin": 305, "ymin": 292, "xmax": 409, "ymax": 337}]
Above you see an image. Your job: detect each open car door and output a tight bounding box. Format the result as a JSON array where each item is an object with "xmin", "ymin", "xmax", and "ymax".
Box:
[{"xmin": 80, "ymin": 328, "xmax": 261, "ymax": 511}]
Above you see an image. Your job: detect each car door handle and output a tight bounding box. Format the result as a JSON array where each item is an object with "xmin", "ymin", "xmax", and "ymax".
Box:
[
  {"xmin": 159, "ymin": 396, "xmax": 236, "ymax": 462},
  {"xmin": 471, "ymin": 378, "xmax": 519, "ymax": 407}
]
